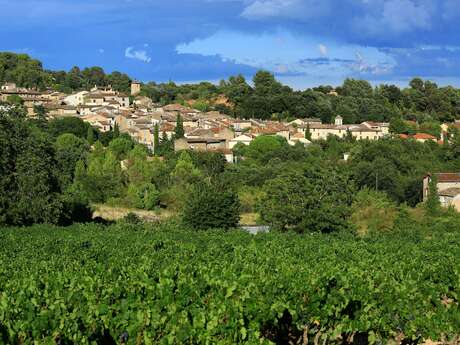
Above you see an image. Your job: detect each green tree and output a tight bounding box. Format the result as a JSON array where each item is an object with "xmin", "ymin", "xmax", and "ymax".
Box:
[
  {"xmin": 305, "ymin": 123, "xmax": 312, "ymax": 140},
  {"xmin": 87, "ymin": 126, "xmax": 95, "ymax": 145},
  {"xmin": 6, "ymin": 94, "xmax": 24, "ymax": 106},
  {"xmin": 425, "ymin": 175, "xmax": 441, "ymax": 217},
  {"xmin": 341, "ymin": 78, "xmax": 373, "ymax": 98},
  {"xmin": 113, "ymin": 123, "xmax": 120, "ymax": 138},
  {"xmin": 171, "ymin": 151, "xmax": 202, "ymax": 185},
  {"xmin": 0, "ymin": 108, "xmax": 62, "ymax": 225},
  {"xmin": 33, "ymin": 104, "xmax": 47, "ymax": 120},
  {"xmin": 258, "ymin": 168, "xmax": 355, "ymax": 233},
  {"xmin": 183, "ymin": 182, "xmax": 240, "ymax": 230},
  {"xmin": 48, "ymin": 117, "xmax": 91, "ymax": 139},
  {"xmin": 55, "ymin": 133, "xmax": 89, "ymax": 190},
  {"xmin": 175, "ymin": 114, "xmax": 184, "ymax": 139},
  {"xmin": 126, "ymin": 183, "xmax": 160, "ymax": 210},
  {"xmin": 244, "ymin": 135, "xmax": 286, "ymax": 162},
  {"xmin": 108, "ymin": 136, "xmax": 134, "ymax": 160},
  {"xmin": 389, "ymin": 116, "xmax": 410, "ymax": 134},
  {"xmin": 153, "ymin": 123, "xmax": 160, "ymax": 155}
]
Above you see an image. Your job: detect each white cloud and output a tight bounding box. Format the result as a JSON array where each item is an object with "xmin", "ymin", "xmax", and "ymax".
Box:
[
  {"xmin": 125, "ymin": 47, "xmax": 151, "ymax": 63},
  {"xmin": 319, "ymin": 44, "xmax": 327, "ymax": 56},
  {"xmin": 351, "ymin": 51, "xmax": 393, "ymax": 75},
  {"xmin": 356, "ymin": 0, "xmax": 432, "ymax": 35},
  {"xmin": 98, "ymin": 48, "xmax": 105, "ymax": 54},
  {"xmin": 241, "ymin": 0, "xmax": 329, "ymax": 20},
  {"xmin": 177, "ymin": 29, "xmax": 395, "ymax": 79}
]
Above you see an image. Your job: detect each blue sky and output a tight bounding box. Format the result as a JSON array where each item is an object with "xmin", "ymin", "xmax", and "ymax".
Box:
[{"xmin": 1, "ymin": 0, "xmax": 460, "ymax": 89}]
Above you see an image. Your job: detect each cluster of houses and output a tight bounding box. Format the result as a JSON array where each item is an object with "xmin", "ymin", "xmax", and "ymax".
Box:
[
  {"xmin": 2, "ymin": 81, "xmax": 460, "ymax": 163},
  {"xmin": 0, "ymin": 81, "xmax": 397, "ymax": 163}
]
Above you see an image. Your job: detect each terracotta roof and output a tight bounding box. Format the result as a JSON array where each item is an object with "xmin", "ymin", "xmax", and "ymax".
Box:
[
  {"xmin": 160, "ymin": 123, "xmax": 175, "ymax": 132},
  {"xmin": 432, "ymin": 173, "xmax": 460, "ymax": 183},
  {"xmin": 210, "ymin": 127, "xmax": 230, "ymax": 134},
  {"xmin": 413, "ymin": 133, "xmax": 437, "ymax": 140},
  {"xmin": 292, "ymin": 132, "xmax": 306, "ymax": 139},
  {"xmin": 187, "ymin": 128, "xmax": 214, "ymax": 137}
]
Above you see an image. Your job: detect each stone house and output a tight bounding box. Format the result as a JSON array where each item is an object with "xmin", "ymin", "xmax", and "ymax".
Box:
[
  {"xmin": 228, "ymin": 134, "xmax": 253, "ymax": 149},
  {"xmin": 174, "ymin": 137, "xmax": 226, "ymax": 152},
  {"xmin": 64, "ymin": 91, "xmax": 89, "ymax": 106},
  {"xmin": 423, "ymin": 173, "xmax": 460, "ymax": 211}
]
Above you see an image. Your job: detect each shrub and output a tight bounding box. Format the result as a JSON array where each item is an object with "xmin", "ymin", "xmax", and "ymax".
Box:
[
  {"xmin": 122, "ymin": 212, "xmax": 142, "ymax": 225},
  {"xmin": 238, "ymin": 187, "xmax": 265, "ymax": 213},
  {"xmin": 258, "ymin": 168, "xmax": 355, "ymax": 233},
  {"xmin": 350, "ymin": 188, "xmax": 398, "ymax": 236},
  {"xmin": 183, "ymin": 182, "xmax": 240, "ymax": 230},
  {"xmin": 126, "ymin": 183, "xmax": 160, "ymax": 210}
]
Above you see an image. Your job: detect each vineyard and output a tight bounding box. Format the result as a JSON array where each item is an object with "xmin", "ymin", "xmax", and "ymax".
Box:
[{"xmin": 0, "ymin": 221, "xmax": 459, "ymax": 344}]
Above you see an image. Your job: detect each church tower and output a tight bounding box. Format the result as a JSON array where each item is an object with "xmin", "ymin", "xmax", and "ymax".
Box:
[{"xmin": 131, "ymin": 80, "xmax": 141, "ymax": 96}]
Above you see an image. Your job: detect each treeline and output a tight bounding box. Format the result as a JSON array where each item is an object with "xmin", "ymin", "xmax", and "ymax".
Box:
[
  {"xmin": 140, "ymin": 72, "xmax": 460, "ymax": 125},
  {"xmin": 0, "ymin": 107, "xmax": 122, "ymax": 225},
  {"xmin": 2, "ymin": 52, "xmax": 460, "ymax": 125},
  {"xmin": 0, "ymin": 52, "xmax": 132, "ymax": 94}
]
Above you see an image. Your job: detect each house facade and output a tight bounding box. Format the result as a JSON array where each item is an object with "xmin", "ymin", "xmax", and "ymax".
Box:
[{"xmin": 423, "ymin": 173, "xmax": 460, "ymax": 211}]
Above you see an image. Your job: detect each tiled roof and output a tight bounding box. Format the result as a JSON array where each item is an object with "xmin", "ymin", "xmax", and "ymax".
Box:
[
  {"xmin": 292, "ymin": 132, "xmax": 306, "ymax": 139},
  {"xmin": 185, "ymin": 137, "xmax": 226, "ymax": 144},
  {"xmin": 187, "ymin": 128, "xmax": 214, "ymax": 137},
  {"xmin": 160, "ymin": 123, "xmax": 175, "ymax": 131},
  {"xmin": 435, "ymin": 173, "xmax": 460, "ymax": 183},
  {"xmin": 413, "ymin": 133, "xmax": 437, "ymax": 140}
]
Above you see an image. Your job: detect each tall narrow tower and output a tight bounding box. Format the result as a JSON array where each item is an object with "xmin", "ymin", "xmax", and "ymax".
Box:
[{"xmin": 131, "ymin": 80, "xmax": 141, "ymax": 96}]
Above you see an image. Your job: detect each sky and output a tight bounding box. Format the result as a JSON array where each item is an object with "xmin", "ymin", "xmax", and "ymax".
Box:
[{"xmin": 1, "ymin": 0, "xmax": 460, "ymax": 89}]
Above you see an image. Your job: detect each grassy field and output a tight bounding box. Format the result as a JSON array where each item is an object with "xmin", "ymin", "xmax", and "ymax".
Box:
[{"xmin": 92, "ymin": 204, "xmax": 260, "ymax": 226}]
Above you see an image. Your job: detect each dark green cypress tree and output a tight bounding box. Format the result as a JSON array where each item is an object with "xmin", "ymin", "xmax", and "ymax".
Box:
[
  {"xmin": 305, "ymin": 123, "xmax": 312, "ymax": 140},
  {"xmin": 113, "ymin": 123, "xmax": 120, "ymax": 138},
  {"xmin": 175, "ymin": 114, "xmax": 184, "ymax": 139},
  {"xmin": 153, "ymin": 123, "xmax": 160, "ymax": 155},
  {"xmin": 426, "ymin": 175, "xmax": 441, "ymax": 217},
  {"xmin": 86, "ymin": 126, "xmax": 95, "ymax": 145}
]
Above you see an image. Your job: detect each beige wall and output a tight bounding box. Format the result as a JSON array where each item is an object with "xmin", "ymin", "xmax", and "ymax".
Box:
[
  {"xmin": 215, "ymin": 128, "xmax": 235, "ymax": 141},
  {"xmin": 174, "ymin": 138, "xmax": 189, "ymax": 151},
  {"xmin": 352, "ymin": 131, "xmax": 383, "ymax": 140}
]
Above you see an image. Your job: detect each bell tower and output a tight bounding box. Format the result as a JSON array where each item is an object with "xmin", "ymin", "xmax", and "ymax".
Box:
[{"xmin": 131, "ymin": 80, "xmax": 141, "ymax": 96}]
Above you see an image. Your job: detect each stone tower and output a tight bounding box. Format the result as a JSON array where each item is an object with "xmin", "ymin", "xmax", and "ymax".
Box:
[{"xmin": 131, "ymin": 80, "xmax": 141, "ymax": 96}]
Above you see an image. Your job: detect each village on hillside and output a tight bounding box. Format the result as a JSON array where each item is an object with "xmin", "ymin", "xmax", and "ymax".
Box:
[{"xmin": 3, "ymin": 80, "xmax": 456, "ymax": 164}]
